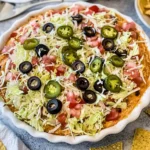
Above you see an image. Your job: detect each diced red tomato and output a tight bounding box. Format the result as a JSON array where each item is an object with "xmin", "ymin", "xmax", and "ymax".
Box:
[
  {"xmin": 42, "ymin": 55, "xmax": 56, "ymax": 65},
  {"xmin": 18, "ymin": 27, "xmax": 27, "ymax": 34},
  {"xmin": 67, "ymin": 91, "xmax": 83, "ymax": 118},
  {"xmin": 124, "ymin": 69, "xmax": 140, "ymax": 79},
  {"xmin": 67, "ymin": 91, "xmax": 83, "ymax": 116},
  {"xmin": 2, "ymin": 40, "xmax": 15, "ymax": 54},
  {"xmin": 70, "ymin": 4, "xmax": 85, "ymax": 14},
  {"xmin": 68, "ymin": 73, "xmax": 76, "ymax": 82},
  {"xmin": 79, "ymin": 99, "xmax": 86, "ymax": 104},
  {"xmin": 124, "ymin": 62, "xmax": 140, "ymax": 80},
  {"xmin": 45, "ymin": 66, "xmax": 55, "ymax": 72},
  {"xmin": 67, "ymin": 91, "xmax": 76, "ymax": 102},
  {"xmin": 130, "ymin": 31, "xmax": 138, "ymax": 39},
  {"xmin": 87, "ymin": 36, "xmax": 101, "ymax": 48},
  {"xmin": 56, "ymin": 64, "xmax": 66, "ymax": 76},
  {"xmin": 122, "ymin": 22, "xmax": 136, "ymax": 31},
  {"xmin": 81, "ymin": 22, "xmax": 94, "ymax": 29},
  {"xmin": 70, "ymin": 109, "xmax": 81, "ymax": 118},
  {"xmin": 132, "ymin": 76, "xmax": 143, "ymax": 86},
  {"xmin": 19, "ymin": 35, "xmax": 28, "ymax": 44},
  {"xmin": 74, "ymin": 104, "xmax": 83, "ymax": 110},
  {"xmin": 89, "ymin": 5, "xmax": 100, "ymax": 13},
  {"xmin": 57, "ymin": 113, "xmax": 67, "ymax": 126},
  {"xmin": 69, "ymin": 99, "xmax": 85, "ymax": 109},
  {"xmin": 87, "ymin": 38, "xmax": 101, "ymax": 47},
  {"xmin": 10, "ymin": 32, "xmax": 17, "ymax": 38},
  {"xmin": 69, "ymin": 102, "xmax": 78, "ymax": 109},
  {"xmin": 84, "ymin": 9, "xmax": 93, "ymax": 15},
  {"xmin": 52, "ymin": 10, "xmax": 63, "ymax": 15},
  {"xmin": 2, "ymin": 46, "xmax": 10, "ymax": 54},
  {"xmin": 106, "ymin": 108, "xmax": 120, "ymax": 121},
  {"xmin": 98, "ymin": 44, "xmax": 105, "ymax": 54},
  {"xmin": 125, "ymin": 62, "xmax": 136, "ymax": 68},
  {"xmin": 8, "ymin": 61, "xmax": 16, "ymax": 70},
  {"xmin": 87, "ymin": 36, "xmax": 98, "ymax": 41},
  {"xmin": 30, "ymin": 21, "xmax": 40, "ymax": 29},
  {"xmin": 42, "ymin": 55, "xmax": 51, "ymax": 64},
  {"xmin": 115, "ymin": 24, "xmax": 123, "ymax": 32},
  {"xmin": 6, "ymin": 72, "xmax": 18, "ymax": 81},
  {"xmin": 31, "ymin": 56, "xmax": 39, "ymax": 65},
  {"xmin": 19, "ymin": 86, "xmax": 28, "ymax": 94},
  {"xmin": 49, "ymin": 55, "xmax": 56, "ymax": 63}
]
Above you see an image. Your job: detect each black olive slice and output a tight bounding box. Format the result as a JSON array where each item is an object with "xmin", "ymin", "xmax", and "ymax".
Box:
[
  {"xmin": 19, "ymin": 61, "xmax": 32, "ymax": 74},
  {"xmin": 94, "ymin": 80, "xmax": 108, "ymax": 94},
  {"xmin": 27, "ymin": 76, "xmax": 41, "ymax": 90},
  {"xmin": 115, "ymin": 48, "xmax": 127, "ymax": 58},
  {"xmin": 72, "ymin": 14, "xmax": 83, "ymax": 23},
  {"xmin": 35, "ymin": 44, "xmax": 49, "ymax": 57},
  {"xmin": 76, "ymin": 77, "xmax": 89, "ymax": 91},
  {"xmin": 94, "ymin": 80, "xmax": 103, "ymax": 93},
  {"xmin": 72, "ymin": 60, "xmax": 85, "ymax": 74},
  {"xmin": 83, "ymin": 90, "xmax": 97, "ymax": 104},
  {"xmin": 43, "ymin": 23, "xmax": 54, "ymax": 33},
  {"xmin": 46, "ymin": 99, "xmax": 62, "ymax": 114},
  {"xmin": 83, "ymin": 27, "xmax": 96, "ymax": 37},
  {"xmin": 102, "ymin": 38, "xmax": 114, "ymax": 51}
]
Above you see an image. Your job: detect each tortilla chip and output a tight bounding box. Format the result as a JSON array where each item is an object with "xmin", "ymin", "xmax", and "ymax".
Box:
[
  {"xmin": 144, "ymin": 4, "xmax": 150, "ymax": 9},
  {"xmin": 144, "ymin": 107, "xmax": 150, "ymax": 116},
  {"xmin": 0, "ymin": 140, "xmax": 6, "ymax": 150},
  {"xmin": 90, "ymin": 141, "xmax": 123, "ymax": 150},
  {"xmin": 131, "ymin": 128, "xmax": 150, "ymax": 150},
  {"xmin": 145, "ymin": 9, "xmax": 150, "ymax": 15}
]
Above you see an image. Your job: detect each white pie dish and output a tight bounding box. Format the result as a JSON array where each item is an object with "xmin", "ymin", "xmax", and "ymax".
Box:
[
  {"xmin": 0, "ymin": 1, "xmax": 150, "ymax": 144},
  {"xmin": 135, "ymin": 0, "xmax": 150, "ymax": 29}
]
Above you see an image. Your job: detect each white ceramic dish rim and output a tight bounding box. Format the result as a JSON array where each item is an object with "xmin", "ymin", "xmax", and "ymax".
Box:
[
  {"xmin": 0, "ymin": 1, "xmax": 150, "ymax": 144},
  {"xmin": 135, "ymin": 0, "xmax": 150, "ymax": 29}
]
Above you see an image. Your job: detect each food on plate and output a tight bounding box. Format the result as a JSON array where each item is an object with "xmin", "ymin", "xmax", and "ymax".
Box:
[
  {"xmin": 0, "ymin": 141, "xmax": 6, "ymax": 150},
  {"xmin": 141, "ymin": 0, "xmax": 150, "ymax": 16},
  {"xmin": 90, "ymin": 141, "xmax": 123, "ymax": 150},
  {"xmin": 0, "ymin": 3, "xmax": 150, "ymax": 136},
  {"xmin": 131, "ymin": 128, "xmax": 150, "ymax": 150}
]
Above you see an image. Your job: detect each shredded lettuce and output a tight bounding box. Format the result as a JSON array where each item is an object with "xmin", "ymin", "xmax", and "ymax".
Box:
[
  {"xmin": 10, "ymin": 44, "xmax": 35, "ymax": 67},
  {"xmin": 5, "ymin": 81, "xmax": 23, "ymax": 108},
  {"xmin": 30, "ymin": 67, "xmax": 50, "ymax": 84},
  {"xmin": 106, "ymin": 101, "xmax": 127, "ymax": 109},
  {"xmin": 95, "ymin": 93, "xmax": 107, "ymax": 104},
  {"xmin": 50, "ymin": 13, "xmax": 74, "ymax": 28},
  {"xmin": 129, "ymin": 43, "xmax": 139, "ymax": 57},
  {"xmin": 13, "ymin": 90, "xmax": 48, "ymax": 131},
  {"xmin": 5, "ymin": 80, "xmax": 51, "ymax": 131},
  {"xmin": 68, "ymin": 105, "xmax": 105, "ymax": 135},
  {"xmin": 115, "ymin": 32, "xmax": 131, "ymax": 50},
  {"xmin": 112, "ymin": 90, "xmax": 128, "ymax": 100}
]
